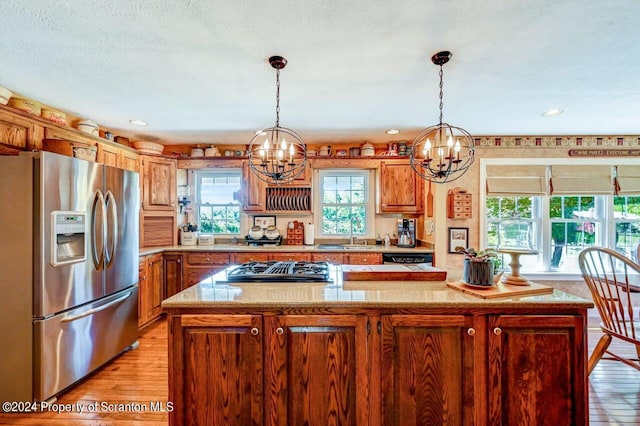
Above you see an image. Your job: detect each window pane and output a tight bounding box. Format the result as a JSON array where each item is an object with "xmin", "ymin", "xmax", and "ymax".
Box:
[{"xmin": 486, "ymin": 198, "xmax": 500, "ymax": 218}]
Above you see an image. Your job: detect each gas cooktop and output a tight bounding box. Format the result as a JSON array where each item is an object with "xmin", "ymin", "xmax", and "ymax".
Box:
[{"xmin": 221, "ymin": 261, "xmax": 332, "ymax": 283}]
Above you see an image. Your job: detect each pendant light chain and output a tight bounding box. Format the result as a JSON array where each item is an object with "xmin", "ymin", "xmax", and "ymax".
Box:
[
  {"xmin": 275, "ymin": 68, "xmax": 281, "ymax": 128},
  {"xmin": 438, "ymin": 65, "xmax": 444, "ymax": 126}
]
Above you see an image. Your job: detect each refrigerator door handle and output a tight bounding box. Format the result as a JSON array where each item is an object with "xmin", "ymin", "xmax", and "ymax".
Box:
[
  {"xmin": 91, "ymin": 190, "xmax": 106, "ymax": 270},
  {"xmin": 104, "ymin": 190, "xmax": 118, "ymax": 268},
  {"xmin": 60, "ymin": 291, "xmax": 132, "ymax": 323}
]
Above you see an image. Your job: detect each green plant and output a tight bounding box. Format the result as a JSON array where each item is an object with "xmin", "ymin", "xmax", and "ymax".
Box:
[{"xmin": 455, "ymin": 246, "xmax": 498, "ymax": 262}]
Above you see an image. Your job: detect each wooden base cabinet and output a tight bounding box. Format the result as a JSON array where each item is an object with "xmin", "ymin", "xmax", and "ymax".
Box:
[
  {"xmin": 169, "ymin": 314, "xmax": 263, "ymax": 425},
  {"xmin": 379, "ymin": 314, "xmax": 480, "ymax": 425},
  {"xmin": 138, "ymin": 253, "xmax": 164, "ymax": 328},
  {"xmin": 168, "ymin": 313, "xmax": 368, "ymax": 426},
  {"xmin": 487, "ymin": 315, "xmax": 586, "ymax": 425},
  {"xmin": 167, "ymin": 310, "xmax": 587, "ymax": 426},
  {"xmin": 264, "ymin": 315, "xmax": 369, "ymax": 425}
]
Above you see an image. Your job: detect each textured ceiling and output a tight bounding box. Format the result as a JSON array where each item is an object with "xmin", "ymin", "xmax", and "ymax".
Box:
[{"xmin": 1, "ymin": 0, "xmax": 639, "ymax": 145}]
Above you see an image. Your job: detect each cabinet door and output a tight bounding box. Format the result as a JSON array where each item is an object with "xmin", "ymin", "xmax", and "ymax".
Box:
[
  {"xmin": 138, "ymin": 257, "xmax": 149, "ymax": 327},
  {"xmin": 265, "ymin": 315, "xmax": 369, "ymax": 425},
  {"xmin": 138, "ymin": 253, "xmax": 163, "ymax": 328},
  {"xmin": 147, "ymin": 253, "xmax": 164, "ymax": 318},
  {"xmin": 242, "ymin": 161, "xmax": 266, "ymax": 212},
  {"xmin": 379, "ymin": 161, "xmax": 424, "ymax": 213},
  {"xmin": 0, "ymin": 108, "xmax": 42, "ymax": 150},
  {"xmin": 311, "ymin": 252, "xmax": 345, "ymax": 264},
  {"xmin": 119, "ymin": 149, "xmax": 139, "ymax": 172},
  {"xmin": 169, "ymin": 314, "xmax": 263, "ymax": 425},
  {"xmin": 380, "ymin": 314, "xmax": 479, "ymax": 425},
  {"xmin": 141, "ymin": 155, "xmax": 176, "ymax": 211},
  {"xmin": 97, "ymin": 143, "xmax": 119, "ymax": 168},
  {"xmin": 164, "ymin": 254, "xmax": 183, "ymax": 298},
  {"xmin": 487, "ymin": 315, "xmax": 587, "ymax": 426}
]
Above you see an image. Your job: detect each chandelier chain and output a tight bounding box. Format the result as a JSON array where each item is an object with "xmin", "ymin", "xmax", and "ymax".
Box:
[
  {"xmin": 438, "ymin": 65, "xmax": 444, "ymax": 126},
  {"xmin": 275, "ymin": 68, "xmax": 281, "ymax": 127}
]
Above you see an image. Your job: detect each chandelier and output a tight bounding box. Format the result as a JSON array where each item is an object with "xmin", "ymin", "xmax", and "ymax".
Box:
[
  {"xmin": 248, "ymin": 55, "xmax": 306, "ymax": 185},
  {"xmin": 410, "ymin": 51, "xmax": 475, "ymax": 183}
]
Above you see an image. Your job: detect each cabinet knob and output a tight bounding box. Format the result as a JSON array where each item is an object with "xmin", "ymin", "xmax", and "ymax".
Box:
[
  {"xmin": 276, "ymin": 327, "xmax": 284, "ymax": 335},
  {"xmin": 250, "ymin": 327, "xmax": 259, "ymax": 336},
  {"xmin": 493, "ymin": 327, "xmax": 502, "ymax": 335},
  {"xmin": 177, "ymin": 258, "xmax": 181, "ymax": 263},
  {"xmin": 467, "ymin": 328, "xmax": 476, "ymax": 336},
  {"xmin": 206, "ymin": 257, "xmax": 210, "ymax": 262}
]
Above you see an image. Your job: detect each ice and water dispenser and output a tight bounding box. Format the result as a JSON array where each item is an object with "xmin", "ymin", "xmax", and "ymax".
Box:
[{"xmin": 51, "ymin": 211, "xmax": 86, "ymax": 266}]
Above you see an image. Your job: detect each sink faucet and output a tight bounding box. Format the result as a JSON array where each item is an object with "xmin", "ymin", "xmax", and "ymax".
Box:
[{"xmin": 349, "ymin": 215, "xmax": 360, "ymax": 244}]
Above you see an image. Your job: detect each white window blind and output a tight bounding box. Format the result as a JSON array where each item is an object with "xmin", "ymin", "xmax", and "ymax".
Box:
[
  {"xmin": 550, "ymin": 165, "xmax": 613, "ymax": 195},
  {"xmin": 615, "ymin": 165, "xmax": 640, "ymax": 195},
  {"xmin": 486, "ymin": 165, "xmax": 547, "ymax": 195}
]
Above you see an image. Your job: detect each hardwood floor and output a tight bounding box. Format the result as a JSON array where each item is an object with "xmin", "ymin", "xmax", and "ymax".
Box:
[
  {"xmin": 0, "ymin": 319, "xmax": 168, "ymax": 425},
  {"xmin": 0, "ymin": 317, "xmax": 638, "ymax": 425},
  {"xmin": 588, "ymin": 320, "xmax": 640, "ymax": 425}
]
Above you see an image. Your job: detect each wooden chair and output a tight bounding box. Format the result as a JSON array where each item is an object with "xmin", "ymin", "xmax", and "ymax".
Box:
[{"xmin": 579, "ymin": 247, "xmax": 640, "ymax": 375}]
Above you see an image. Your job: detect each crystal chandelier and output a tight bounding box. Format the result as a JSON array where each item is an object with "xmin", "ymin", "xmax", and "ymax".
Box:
[
  {"xmin": 248, "ymin": 56, "xmax": 306, "ymax": 185},
  {"xmin": 410, "ymin": 51, "xmax": 475, "ymax": 183}
]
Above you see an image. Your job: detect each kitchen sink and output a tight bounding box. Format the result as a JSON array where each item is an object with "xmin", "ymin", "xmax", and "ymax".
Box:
[{"xmin": 316, "ymin": 244, "xmax": 374, "ymax": 250}]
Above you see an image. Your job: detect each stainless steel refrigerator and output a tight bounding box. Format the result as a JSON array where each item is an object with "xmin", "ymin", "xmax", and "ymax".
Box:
[{"xmin": 0, "ymin": 151, "xmax": 139, "ymax": 403}]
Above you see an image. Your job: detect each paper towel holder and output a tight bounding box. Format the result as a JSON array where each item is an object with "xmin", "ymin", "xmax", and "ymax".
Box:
[{"xmin": 304, "ymin": 222, "xmax": 315, "ymax": 246}]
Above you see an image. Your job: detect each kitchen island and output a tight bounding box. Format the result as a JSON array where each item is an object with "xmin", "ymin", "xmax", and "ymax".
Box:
[{"xmin": 162, "ymin": 265, "xmax": 593, "ymax": 426}]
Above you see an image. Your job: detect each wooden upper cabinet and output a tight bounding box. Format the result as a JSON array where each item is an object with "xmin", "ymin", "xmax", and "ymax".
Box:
[
  {"xmin": 141, "ymin": 155, "xmax": 176, "ymax": 211},
  {"xmin": 242, "ymin": 160, "xmax": 266, "ymax": 212},
  {"xmin": 265, "ymin": 314, "xmax": 369, "ymax": 425},
  {"xmin": 0, "ymin": 107, "xmax": 42, "ymax": 151},
  {"xmin": 487, "ymin": 314, "xmax": 586, "ymax": 425},
  {"xmin": 96, "ymin": 143, "xmax": 119, "ymax": 168},
  {"xmin": 380, "ymin": 314, "xmax": 478, "ymax": 425},
  {"xmin": 118, "ymin": 149, "xmax": 140, "ymax": 172},
  {"xmin": 379, "ymin": 161, "xmax": 424, "ymax": 213}
]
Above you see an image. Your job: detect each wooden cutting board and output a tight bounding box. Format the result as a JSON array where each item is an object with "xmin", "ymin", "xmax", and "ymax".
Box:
[
  {"xmin": 342, "ymin": 264, "xmax": 447, "ymax": 281},
  {"xmin": 446, "ymin": 281, "xmax": 553, "ymax": 299}
]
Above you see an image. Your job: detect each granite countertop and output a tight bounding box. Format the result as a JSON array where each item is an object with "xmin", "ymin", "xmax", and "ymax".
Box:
[
  {"xmin": 161, "ymin": 265, "xmax": 593, "ymax": 310},
  {"xmin": 141, "ymin": 244, "xmax": 435, "ymax": 256}
]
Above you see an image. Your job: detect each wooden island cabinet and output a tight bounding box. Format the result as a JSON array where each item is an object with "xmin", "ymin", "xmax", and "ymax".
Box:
[{"xmin": 163, "ymin": 273, "xmax": 591, "ymax": 426}]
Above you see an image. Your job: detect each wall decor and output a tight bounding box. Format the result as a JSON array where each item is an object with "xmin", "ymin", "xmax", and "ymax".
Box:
[
  {"xmin": 253, "ymin": 215, "xmax": 276, "ymax": 228},
  {"xmin": 449, "ymin": 227, "xmax": 469, "ymax": 253}
]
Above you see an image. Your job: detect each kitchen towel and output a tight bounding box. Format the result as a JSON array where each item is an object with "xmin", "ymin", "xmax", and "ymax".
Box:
[{"xmin": 304, "ymin": 223, "xmax": 315, "ymax": 245}]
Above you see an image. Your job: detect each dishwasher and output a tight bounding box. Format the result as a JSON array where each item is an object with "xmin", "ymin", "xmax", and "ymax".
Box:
[{"xmin": 382, "ymin": 252, "xmax": 434, "ymax": 266}]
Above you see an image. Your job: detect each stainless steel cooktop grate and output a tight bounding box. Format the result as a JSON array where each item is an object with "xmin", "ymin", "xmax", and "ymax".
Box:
[{"xmin": 222, "ymin": 260, "xmax": 332, "ymax": 283}]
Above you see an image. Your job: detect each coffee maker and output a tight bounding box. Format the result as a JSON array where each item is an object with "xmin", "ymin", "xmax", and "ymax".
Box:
[{"xmin": 397, "ymin": 218, "xmax": 416, "ymax": 248}]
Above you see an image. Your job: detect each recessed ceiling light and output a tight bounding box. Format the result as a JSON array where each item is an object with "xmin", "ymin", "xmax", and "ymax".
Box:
[
  {"xmin": 386, "ymin": 129, "xmax": 400, "ymax": 135},
  {"xmin": 541, "ymin": 109, "xmax": 564, "ymax": 117},
  {"xmin": 129, "ymin": 119, "xmax": 148, "ymax": 126}
]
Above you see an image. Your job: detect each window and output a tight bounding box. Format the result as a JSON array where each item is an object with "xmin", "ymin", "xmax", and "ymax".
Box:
[
  {"xmin": 482, "ymin": 159, "xmax": 640, "ymax": 274},
  {"xmin": 194, "ymin": 170, "xmax": 241, "ymax": 235},
  {"xmin": 317, "ymin": 170, "xmax": 373, "ymax": 238}
]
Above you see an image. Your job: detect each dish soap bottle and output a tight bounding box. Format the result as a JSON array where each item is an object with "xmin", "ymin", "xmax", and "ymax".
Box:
[{"xmin": 376, "ymin": 233, "xmax": 382, "ymax": 245}]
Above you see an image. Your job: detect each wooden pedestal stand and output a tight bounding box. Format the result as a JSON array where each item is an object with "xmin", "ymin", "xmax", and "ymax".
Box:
[{"xmin": 497, "ymin": 249, "xmax": 538, "ymax": 286}]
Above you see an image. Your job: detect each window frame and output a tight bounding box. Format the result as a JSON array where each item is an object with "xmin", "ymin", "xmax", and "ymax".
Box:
[
  {"xmin": 314, "ymin": 168, "xmax": 375, "ymax": 239},
  {"xmin": 193, "ymin": 169, "xmax": 242, "ymax": 236}
]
